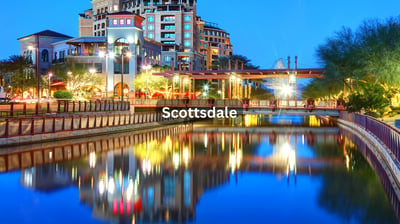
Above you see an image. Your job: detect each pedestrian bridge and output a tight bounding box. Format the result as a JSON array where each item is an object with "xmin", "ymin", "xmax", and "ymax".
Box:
[{"xmin": 131, "ymin": 99, "xmax": 343, "ymax": 116}]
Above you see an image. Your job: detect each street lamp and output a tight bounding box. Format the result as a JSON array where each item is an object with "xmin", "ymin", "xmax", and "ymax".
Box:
[
  {"xmin": 142, "ymin": 64, "xmax": 152, "ymax": 99},
  {"xmin": 28, "ymin": 44, "xmax": 40, "ymax": 103},
  {"xmin": 121, "ymin": 50, "xmax": 132, "ymax": 102},
  {"xmin": 48, "ymin": 72, "xmax": 53, "ymax": 99},
  {"xmin": 99, "ymin": 51, "xmax": 110, "ymax": 99}
]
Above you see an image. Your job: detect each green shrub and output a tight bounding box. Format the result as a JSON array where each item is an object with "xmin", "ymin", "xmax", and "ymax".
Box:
[{"xmin": 53, "ymin": 90, "xmax": 73, "ymax": 99}]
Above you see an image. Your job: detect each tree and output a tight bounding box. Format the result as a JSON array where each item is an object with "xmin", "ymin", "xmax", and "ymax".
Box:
[
  {"xmin": 304, "ymin": 16, "xmax": 400, "ymax": 111},
  {"xmin": 64, "ymin": 62, "xmax": 103, "ymax": 98},
  {"xmin": 345, "ymin": 83, "xmax": 395, "ymax": 117},
  {"xmin": 7, "ymin": 55, "xmax": 36, "ymax": 96},
  {"xmin": 134, "ymin": 66, "xmax": 171, "ymax": 98},
  {"xmin": 214, "ymin": 55, "xmax": 259, "ymax": 70}
]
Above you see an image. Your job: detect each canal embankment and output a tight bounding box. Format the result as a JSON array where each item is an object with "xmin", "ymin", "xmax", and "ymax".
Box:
[
  {"xmin": 0, "ymin": 112, "xmax": 185, "ymax": 147},
  {"xmin": 338, "ymin": 112, "xmax": 400, "ymax": 201}
]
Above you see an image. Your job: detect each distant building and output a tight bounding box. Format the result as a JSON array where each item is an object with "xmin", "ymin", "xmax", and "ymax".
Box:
[
  {"xmin": 18, "ymin": 0, "xmax": 233, "ymax": 98},
  {"xmin": 79, "ymin": 9, "xmax": 94, "ymax": 37},
  {"xmin": 18, "ymin": 30, "xmax": 73, "ymax": 76},
  {"xmin": 78, "ymin": 0, "xmax": 231, "ymax": 70},
  {"xmin": 198, "ymin": 20, "xmax": 233, "ymax": 70}
]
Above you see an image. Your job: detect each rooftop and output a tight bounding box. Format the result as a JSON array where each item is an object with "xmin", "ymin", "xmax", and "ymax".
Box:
[{"xmin": 18, "ymin": 30, "xmax": 73, "ymax": 40}]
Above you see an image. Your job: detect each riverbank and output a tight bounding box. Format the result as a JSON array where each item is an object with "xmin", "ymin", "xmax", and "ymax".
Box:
[
  {"xmin": 338, "ymin": 118, "xmax": 400, "ymax": 203},
  {"xmin": 0, "ymin": 112, "xmax": 186, "ymax": 147}
]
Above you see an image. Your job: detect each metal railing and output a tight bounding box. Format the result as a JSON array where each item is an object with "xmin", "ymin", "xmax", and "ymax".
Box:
[
  {"xmin": 340, "ymin": 111, "xmax": 400, "ymax": 161},
  {"xmin": 0, "ymin": 100, "xmax": 130, "ymax": 117},
  {"xmin": 0, "ymin": 112, "xmax": 177, "ymax": 138},
  {"xmin": 131, "ymin": 99, "xmax": 340, "ymax": 110}
]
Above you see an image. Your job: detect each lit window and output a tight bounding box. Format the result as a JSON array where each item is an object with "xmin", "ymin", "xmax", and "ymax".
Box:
[
  {"xmin": 165, "ymin": 56, "xmax": 171, "ymax": 62},
  {"xmin": 147, "ymin": 16, "xmax": 154, "ymax": 22},
  {"xmin": 148, "ymin": 24, "xmax": 154, "ymax": 30},
  {"xmin": 184, "ymin": 15, "xmax": 191, "ymax": 22},
  {"xmin": 126, "ymin": 19, "xmax": 132, "ymax": 25},
  {"xmin": 184, "ymin": 32, "xmax": 191, "ymax": 38},
  {"xmin": 184, "ymin": 24, "xmax": 191, "ymax": 30},
  {"xmin": 184, "ymin": 40, "xmax": 191, "ymax": 47},
  {"xmin": 120, "ymin": 19, "xmax": 125, "ymax": 25},
  {"xmin": 148, "ymin": 33, "xmax": 154, "ymax": 39},
  {"xmin": 113, "ymin": 19, "xmax": 118, "ymax": 25}
]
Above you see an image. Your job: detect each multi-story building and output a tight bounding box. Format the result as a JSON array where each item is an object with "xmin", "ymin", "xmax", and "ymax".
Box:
[
  {"xmin": 18, "ymin": 30, "xmax": 73, "ymax": 76},
  {"xmin": 79, "ymin": 0, "xmax": 213, "ymax": 70},
  {"xmin": 121, "ymin": 0, "xmax": 202, "ymax": 70},
  {"xmin": 19, "ymin": 12, "xmax": 162, "ymax": 98},
  {"xmin": 198, "ymin": 21, "xmax": 233, "ymax": 70},
  {"xmin": 79, "ymin": 9, "xmax": 94, "ymax": 37},
  {"xmin": 91, "ymin": 0, "xmax": 121, "ymax": 37}
]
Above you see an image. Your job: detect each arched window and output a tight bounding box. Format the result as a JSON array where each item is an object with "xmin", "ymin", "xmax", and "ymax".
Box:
[
  {"xmin": 41, "ymin": 49, "xmax": 49, "ymax": 62},
  {"xmin": 114, "ymin": 38, "xmax": 130, "ymax": 74},
  {"xmin": 114, "ymin": 38, "xmax": 129, "ymax": 55}
]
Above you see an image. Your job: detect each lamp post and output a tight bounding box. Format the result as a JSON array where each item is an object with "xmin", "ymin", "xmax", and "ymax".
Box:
[
  {"xmin": 48, "ymin": 72, "xmax": 53, "ymax": 99},
  {"xmin": 99, "ymin": 51, "xmax": 109, "ymax": 99},
  {"xmin": 121, "ymin": 51, "xmax": 132, "ymax": 102},
  {"xmin": 28, "ymin": 44, "xmax": 40, "ymax": 103},
  {"xmin": 142, "ymin": 64, "xmax": 152, "ymax": 99}
]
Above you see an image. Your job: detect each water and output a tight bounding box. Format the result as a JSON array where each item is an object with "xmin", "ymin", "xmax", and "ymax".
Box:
[{"xmin": 0, "ymin": 115, "xmax": 397, "ymax": 224}]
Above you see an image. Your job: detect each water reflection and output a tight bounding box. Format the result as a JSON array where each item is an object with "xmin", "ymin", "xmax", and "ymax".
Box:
[{"xmin": 0, "ymin": 115, "xmax": 397, "ymax": 223}]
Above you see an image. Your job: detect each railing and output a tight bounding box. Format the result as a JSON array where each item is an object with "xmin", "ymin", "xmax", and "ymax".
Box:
[
  {"xmin": 131, "ymin": 99, "xmax": 340, "ymax": 110},
  {"xmin": 0, "ymin": 112, "xmax": 177, "ymax": 138},
  {"xmin": 0, "ymin": 100, "xmax": 130, "ymax": 117},
  {"xmin": 340, "ymin": 111, "xmax": 400, "ymax": 161}
]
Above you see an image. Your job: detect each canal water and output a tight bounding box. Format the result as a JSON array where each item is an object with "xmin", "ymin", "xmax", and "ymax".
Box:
[{"xmin": 0, "ymin": 115, "xmax": 398, "ymax": 224}]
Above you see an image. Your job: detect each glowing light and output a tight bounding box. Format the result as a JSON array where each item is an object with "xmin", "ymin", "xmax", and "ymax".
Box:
[
  {"xmin": 288, "ymin": 150, "xmax": 296, "ymax": 172},
  {"xmin": 99, "ymin": 51, "xmax": 105, "ymax": 58},
  {"xmin": 89, "ymin": 152, "xmax": 96, "ymax": 168},
  {"xmin": 99, "ymin": 179, "xmax": 105, "ymax": 195},
  {"xmin": 142, "ymin": 158, "xmax": 151, "ymax": 174},
  {"xmin": 28, "ymin": 45, "xmax": 34, "ymax": 50},
  {"xmin": 183, "ymin": 147, "xmax": 189, "ymax": 165},
  {"xmin": 173, "ymin": 152, "xmax": 180, "ymax": 170},
  {"xmin": 142, "ymin": 64, "xmax": 152, "ymax": 70},
  {"xmin": 48, "ymin": 73, "xmax": 53, "ymax": 78},
  {"xmin": 289, "ymin": 74, "xmax": 296, "ymax": 83},
  {"xmin": 173, "ymin": 75, "xmax": 180, "ymax": 82},
  {"xmin": 108, "ymin": 178, "xmax": 115, "ymax": 194},
  {"xmin": 89, "ymin": 68, "xmax": 96, "ymax": 74},
  {"xmin": 281, "ymin": 85, "xmax": 292, "ymax": 96},
  {"xmin": 204, "ymin": 133, "xmax": 208, "ymax": 148},
  {"xmin": 128, "ymin": 37, "xmax": 135, "ymax": 44},
  {"xmin": 126, "ymin": 179, "xmax": 134, "ymax": 200},
  {"xmin": 203, "ymin": 85, "xmax": 209, "ymax": 91},
  {"xmin": 126, "ymin": 51, "xmax": 132, "ymax": 58},
  {"xmin": 109, "ymin": 52, "xmax": 115, "ymax": 59}
]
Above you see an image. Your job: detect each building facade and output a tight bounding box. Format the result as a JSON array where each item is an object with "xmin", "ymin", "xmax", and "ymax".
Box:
[{"xmin": 78, "ymin": 0, "xmax": 231, "ymax": 71}]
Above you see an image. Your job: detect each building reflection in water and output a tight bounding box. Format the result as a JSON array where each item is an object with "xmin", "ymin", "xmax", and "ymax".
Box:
[{"xmin": 19, "ymin": 115, "xmax": 358, "ymax": 223}]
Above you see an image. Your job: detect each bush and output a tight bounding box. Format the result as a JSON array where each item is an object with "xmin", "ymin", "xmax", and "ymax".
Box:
[{"xmin": 53, "ymin": 90, "xmax": 73, "ymax": 99}]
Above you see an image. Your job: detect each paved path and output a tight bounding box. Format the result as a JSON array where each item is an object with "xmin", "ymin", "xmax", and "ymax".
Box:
[{"xmin": 382, "ymin": 115, "xmax": 400, "ymax": 130}]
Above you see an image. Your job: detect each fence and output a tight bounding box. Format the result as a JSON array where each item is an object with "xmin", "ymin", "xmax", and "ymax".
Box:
[
  {"xmin": 131, "ymin": 99, "xmax": 339, "ymax": 109},
  {"xmin": 0, "ymin": 100, "xmax": 130, "ymax": 117},
  {"xmin": 0, "ymin": 112, "xmax": 176, "ymax": 138},
  {"xmin": 340, "ymin": 111, "xmax": 400, "ymax": 161}
]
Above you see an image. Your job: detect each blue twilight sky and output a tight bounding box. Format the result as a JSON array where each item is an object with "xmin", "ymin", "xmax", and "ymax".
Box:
[{"xmin": 1, "ymin": 0, "xmax": 400, "ymax": 69}]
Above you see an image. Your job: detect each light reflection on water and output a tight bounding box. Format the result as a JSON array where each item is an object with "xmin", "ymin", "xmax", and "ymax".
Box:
[{"xmin": 0, "ymin": 115, "xmax": 397, "ymax": 224}]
